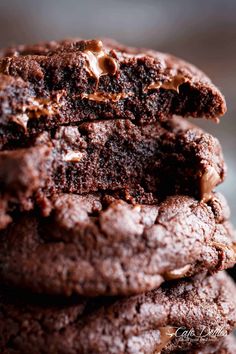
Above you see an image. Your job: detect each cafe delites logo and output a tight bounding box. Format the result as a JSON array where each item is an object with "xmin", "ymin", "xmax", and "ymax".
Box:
[{"xmin": 166, "ymin": 325, "xmax": 228, "ymax": 342}]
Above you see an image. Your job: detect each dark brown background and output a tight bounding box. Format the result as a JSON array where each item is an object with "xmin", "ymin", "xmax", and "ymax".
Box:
[{"xmin": 0, "ymin": 0, "xmax": 235, "ymax": 221}]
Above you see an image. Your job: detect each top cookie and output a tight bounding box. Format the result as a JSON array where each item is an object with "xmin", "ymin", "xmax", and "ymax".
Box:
[{"xmin": 0, "ymin": 38, "xmax": 226, "ymax": 144}]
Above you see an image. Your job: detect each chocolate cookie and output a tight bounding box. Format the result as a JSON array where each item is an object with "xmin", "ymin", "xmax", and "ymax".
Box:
[
  {"xmin": 0, "ymin": 117, "xmax": 225, "ymax": 229},
  {"xmin": 0, "ymin": 38, "xmax": 226, "ymax": 146},
  {"xmin": 0, "ymin": 272, "xmax": 235, "ymax": 353},
  {"xmin": 0, "ymin": 191, "xmax": 235, "ymax": 296}
]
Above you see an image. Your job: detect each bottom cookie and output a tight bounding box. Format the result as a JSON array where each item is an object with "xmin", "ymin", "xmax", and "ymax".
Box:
[{"xmin": 0, "ymin": 272, "xmax": 236, "ymax": 354}]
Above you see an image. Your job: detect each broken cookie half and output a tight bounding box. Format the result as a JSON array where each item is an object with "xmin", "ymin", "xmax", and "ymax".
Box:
[{"xmin": 0, "ymin": 38, "xmax": 226, "ymax": 146}]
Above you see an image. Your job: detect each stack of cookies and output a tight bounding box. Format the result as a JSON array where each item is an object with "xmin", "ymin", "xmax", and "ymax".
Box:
[{"xmin": 0, "ymin": 39, "xmax": 236, "ymax": 354}]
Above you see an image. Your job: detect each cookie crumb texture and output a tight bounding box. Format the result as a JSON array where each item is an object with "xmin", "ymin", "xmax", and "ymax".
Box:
[
  {"xmin": 0, "ymin": 38, "xmax": 226, "ymax": 146},
  {"xmin": 0, "ymin": 191, "xmax": 235, "ymax": 296},
  {"xmin": 0, "ymin": 117, "xmax": 225, "ymax": 228},
  {"xmin": 0, "ymin": 272, "xmax": 235, "ymax": 354}
]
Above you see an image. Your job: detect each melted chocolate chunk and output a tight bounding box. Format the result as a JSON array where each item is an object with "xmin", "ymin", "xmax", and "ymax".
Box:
[
  {"xmin": 146, "ymin": 74, "xmax": 189, "ymax": 93},
  {"xmin": 200, "ymin": 166, "xmax": 222, "ymax": 202},
  {"xmin": 81, "ymin": 91, "xmax": 130, "ymax": 102},
  {"xmin": 82, "ymin": 39, "xmax": 118, "ymax": 81},
  {"xmin": 164, "ymin": 264, "xmax": 191, "ymax": 280}
]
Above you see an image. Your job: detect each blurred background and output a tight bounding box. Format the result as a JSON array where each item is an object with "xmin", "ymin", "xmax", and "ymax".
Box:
[{"xmin": 0, "ymin": 0, "xmax": 235, "ymax": 220}]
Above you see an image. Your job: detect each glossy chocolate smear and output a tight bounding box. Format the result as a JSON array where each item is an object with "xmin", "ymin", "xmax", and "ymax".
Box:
[
  {"xmin": 200, "ymin": 167, "xmax": 221, "ymax": 202},
  {"xmin": 9, "ymin": 91, "xmax": 65, "ymax": 131},
  {"xmin": 211, "ymin": 242, "xmax": 236, "ymax": 267},
  {"xmin": 164, "ymin": 264, "xmax": 191, "ymax": 281},
  {"xmin": 154, "ymin": 326, "xmax": 176, "ymax": 353},
  {"xmin": 146, "ymin": 75, "xmax": 189, "ymax": 93},
  {"xmin": 81, "ymin": 91, "xmax": 130, "ymax": 103},
  {"xmin": 82, "ymin": 40, "xmax": 118, "ymax": 81}
]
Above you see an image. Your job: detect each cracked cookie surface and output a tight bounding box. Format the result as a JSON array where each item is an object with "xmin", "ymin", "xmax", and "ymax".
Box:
[{"xmin": 0, "ymin": 191, "xmax": 235, "ymax": 296}]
